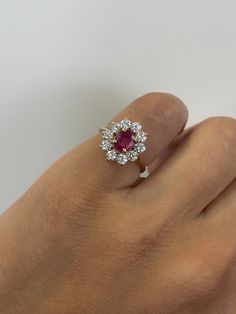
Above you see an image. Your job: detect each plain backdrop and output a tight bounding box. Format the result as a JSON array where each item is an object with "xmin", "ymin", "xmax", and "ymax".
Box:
[{"xmin": 0, "ymin": 0, "xmax": 236, "ymax": 211}]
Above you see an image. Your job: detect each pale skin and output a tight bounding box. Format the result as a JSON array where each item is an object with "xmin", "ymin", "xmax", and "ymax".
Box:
[{"xmin": 0, "ymin": 92, "xmax": 236, "ymax": 314}]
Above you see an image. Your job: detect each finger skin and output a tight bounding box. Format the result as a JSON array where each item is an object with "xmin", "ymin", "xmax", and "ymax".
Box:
[
  {"xmin": 147, "ymin": 126, "xmax": 195, "ymax": 174},
  {"xmin": 1, "ymin": 115, "xmax": 236, "ymax": 313},
  {"xmin": 109, "ymin": 92, "xmax": 188, "ymax": 167},
  {"xmin": 56, "ymin": 92, "xmax": 188, "ymax": 191},
  {"xmin": 202, "ymin": 178, "xmax": 236, "ymax": 236},
  {"xmin": 137, "ymin": 117, "xmax": 236, "ymax": 217}
]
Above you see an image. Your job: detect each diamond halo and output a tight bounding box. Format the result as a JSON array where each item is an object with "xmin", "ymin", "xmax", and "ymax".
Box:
[{"xmin": 99, "ymin": 118, "xmax": 147, "ymax": 166}]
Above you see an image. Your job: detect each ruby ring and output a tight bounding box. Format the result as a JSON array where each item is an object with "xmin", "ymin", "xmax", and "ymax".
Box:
[{"xmin": 99, "ymin": 118, "xmax": 147, "ymax": 166}]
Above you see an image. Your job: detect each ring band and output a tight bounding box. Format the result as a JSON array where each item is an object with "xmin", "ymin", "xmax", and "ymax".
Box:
[{"xmin": 99, "ymin": 118, "xmax": 148, "ymax": 166}]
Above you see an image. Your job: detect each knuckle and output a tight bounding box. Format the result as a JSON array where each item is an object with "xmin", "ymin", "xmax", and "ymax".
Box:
[
  {"xmin": 107, "ymin": 213, "xmax": 161, "ymax": 256},
  {"xmin": 163, "ymin": 99, "xmax": 188, "ymax": 131},
  {"xmin": 142, "ymin": 92, "xmax": 188, "ymax": 115},
  {"xmin": 158, "ymin": 93, "xmax": 188, "ymax": 114},
  {"xmin": 202, "ymin": 116, "xmax": 236, "ymax": 145},
  {"xmin": 171, "ymin": 252, "xmax": 226, "ymax": 298},
  {"xmin": 140, "ymin": 93, "xmax": 188, "ymax": 130}
]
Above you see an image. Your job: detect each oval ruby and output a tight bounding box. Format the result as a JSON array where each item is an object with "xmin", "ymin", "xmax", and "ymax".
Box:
[{"xmin": 114, "ymin": 129, "xmax": 135, "ymax": 153}]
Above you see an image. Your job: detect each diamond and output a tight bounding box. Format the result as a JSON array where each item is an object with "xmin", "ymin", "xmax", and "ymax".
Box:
[
  {"xmin": 100, "ymin": 140, "xmax": 113, "ymax": 151},
  {"xmin": 114, "ymin": 129, "xmax": 135, "ymax": 153},
  {"xmin": 127, "ymin": 150, "xmax": 138, "ymax": 161},
  {"xmin": 103, "ymin": 129, "xmax": 114, "ymax": 140},
  {"xmin": 116, "ymin": 154, "xmax": 128, "ymax": 165},
  {"xmin": 100, "ymin": 119, "xmax": 147, "ymax": 165},
  {"xmin": 106, "ymin": 150, "xmax": 117, "ymax": 161},
  {"xmin": 111, "ymin": 122, "xmax": 120, "ymax": 133},
  {"xmin": 135, "ymin": 132, "xmax": 147, "ymax": 143},
  {"xmin": 120, "ymin": 119, "xmax": 131, "ymax": 130},
  {"xmin": 131, "ymin": 122, "xmax": 142, "ymax": 133},
  {"xmin": 134, "ymin": 143, "xmax": 146, "ymax": 153}
]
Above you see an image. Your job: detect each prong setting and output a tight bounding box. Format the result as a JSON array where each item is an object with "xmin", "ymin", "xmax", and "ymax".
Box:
[{"xmin": 100, "ymin": 119, "xmax": 147, "ymax": 166}]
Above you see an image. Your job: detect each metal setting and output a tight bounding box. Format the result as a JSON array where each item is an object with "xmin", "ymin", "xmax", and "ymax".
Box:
[{"xmin": 99, "ymin": 118, "xmax": 147, "ymax": 166}]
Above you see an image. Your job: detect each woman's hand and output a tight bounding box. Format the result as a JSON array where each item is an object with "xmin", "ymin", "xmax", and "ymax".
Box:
[{"xmin": 1, "ymin": 93, "xmax": 236, "ymax": 314}]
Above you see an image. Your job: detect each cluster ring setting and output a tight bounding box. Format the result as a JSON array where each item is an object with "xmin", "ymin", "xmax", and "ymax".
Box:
[{"xmin": 99, "ymin": 118, "xmax": 147, "ymax": 166}]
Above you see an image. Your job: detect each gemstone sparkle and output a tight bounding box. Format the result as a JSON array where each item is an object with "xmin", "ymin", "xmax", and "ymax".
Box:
[
  {"xmin": 134, "ymin": 142, "xmax": 146, "ymax": 153},
  {"xmin": 100, "ymin": 140, "xmax": 113, "ymax": 151},
  {"xmin": 114, "ymin": 129, "xmax": 135, "ymax": 153},
  {"xmin": 100, "ymin": 119, "xmax": 147, "ymax": 165},
  {"xmin": 116, "ymin": 154, "xmax": 128, "ymax": 165},
  {"xmin": 106, "ymin": 150, "xmax": 117, "ymax": 161}
]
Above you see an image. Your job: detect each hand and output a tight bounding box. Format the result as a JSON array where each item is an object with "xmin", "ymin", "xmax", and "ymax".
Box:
[{"xmin": 1, "ymin": 93, "xmax": 236, "ymax": 314}]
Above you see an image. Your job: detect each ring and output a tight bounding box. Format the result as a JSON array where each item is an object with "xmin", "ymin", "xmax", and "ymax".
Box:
[{"xmin": 99, "ymin": 118, "xmax": 148, "ymax": 166}]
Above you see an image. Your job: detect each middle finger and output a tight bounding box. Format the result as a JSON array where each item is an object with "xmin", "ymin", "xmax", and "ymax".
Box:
[{"xmin": 134, "ymin": 117, "xmax": 236, "ymax": 218}]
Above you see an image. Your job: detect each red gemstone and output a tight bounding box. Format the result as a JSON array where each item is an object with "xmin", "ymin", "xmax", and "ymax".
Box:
[{"xmin": 114, "ymin": 129, "xmax": 135, "ymax": 153}]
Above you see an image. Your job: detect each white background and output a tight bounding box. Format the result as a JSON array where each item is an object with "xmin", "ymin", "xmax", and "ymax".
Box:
[{"xmin": 0, "ymin": 0, "xmax": 236, "ymax": 211}]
